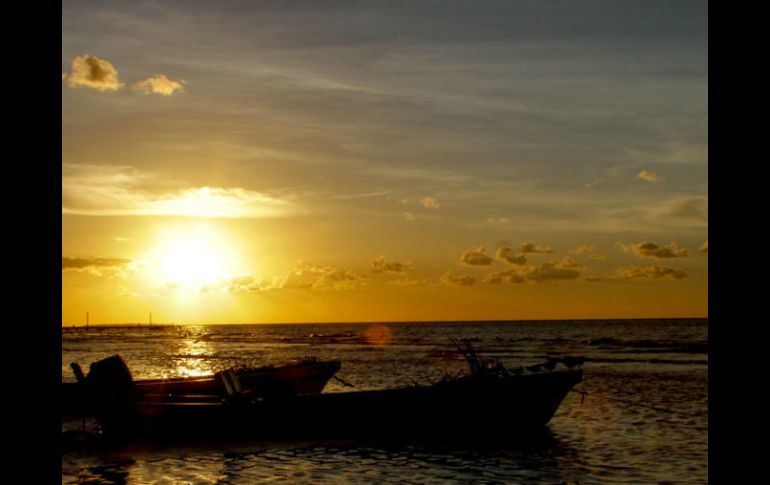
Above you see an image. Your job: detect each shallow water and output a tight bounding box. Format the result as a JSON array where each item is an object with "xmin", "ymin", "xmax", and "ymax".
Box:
[{"xmin": 62, "ymin": 319, "xmax": 707, "ymax": 484}]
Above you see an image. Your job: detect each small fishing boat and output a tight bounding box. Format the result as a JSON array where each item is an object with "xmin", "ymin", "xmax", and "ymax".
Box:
[
  {"xmin": 118, "ymin": 366, "xmax": 583, "ymax": 442},
  {"xmin": 79, "ymin": 346, "xmax": 585, "ymax": 443},
  {"xmin": 62, "ymin": 355, "xmax": 341, "ymax": 418}
]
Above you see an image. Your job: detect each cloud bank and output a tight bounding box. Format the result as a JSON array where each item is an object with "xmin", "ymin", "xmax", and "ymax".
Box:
[
  {"xmin": 371, "ymin": 256, "xmax": 414, "ymax": 274},
  {"xmin": 623, "ymin": 241, "xmax": 689, "ymax": 259},
  {"xmin": 62, "ymin": 164, "xmax": 294, "ymax": 218},
  {"xmin": 62, "ymin": 256, "xmax": 133, "ymax": 277},
  {"xmin": 613, "ymin": 265, "xmax": 687, "ymax": 280}
]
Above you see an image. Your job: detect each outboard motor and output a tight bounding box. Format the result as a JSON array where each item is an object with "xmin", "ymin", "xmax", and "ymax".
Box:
[
  {"xmin": 85, "ymin": 355, "xmax": 137, "ymax": 439},
  {"xmin": 87, "ymin": 355, "xmax": 134, "ymax": 398}
]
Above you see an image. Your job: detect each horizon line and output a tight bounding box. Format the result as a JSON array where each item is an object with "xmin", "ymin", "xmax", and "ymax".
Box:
[{"xmin": 62, "ymin": 316, "xmax": 708, "ymax": 327}]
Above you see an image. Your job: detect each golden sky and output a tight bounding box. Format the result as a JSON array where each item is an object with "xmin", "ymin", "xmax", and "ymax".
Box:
[{"xmin": 62, "ymin": 1, "xmax": 707, "ymax": 325}]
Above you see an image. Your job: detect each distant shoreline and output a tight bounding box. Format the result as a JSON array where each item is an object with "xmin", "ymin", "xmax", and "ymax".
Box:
[{"xmin": 62, "ymin": 317, "xmax": 708, "ymax": 328}]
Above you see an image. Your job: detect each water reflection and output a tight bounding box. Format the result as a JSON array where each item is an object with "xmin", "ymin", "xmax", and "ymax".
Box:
[
  {"xmin": 63, "ymin": 429, "xmax": 585, "ymax": 484},
  {"xmin": 168, "ymin": 326, "xmax": 215, "ymax": 378}
]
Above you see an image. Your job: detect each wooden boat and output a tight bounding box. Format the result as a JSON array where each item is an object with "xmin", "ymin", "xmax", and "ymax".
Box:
[
  {"xmin": 62, "ymin": 355, "xmax": 341, "ymax": 418},
  {"xmin": 90, "ymin": 354, "xmax": 585, "ymax": 443}
]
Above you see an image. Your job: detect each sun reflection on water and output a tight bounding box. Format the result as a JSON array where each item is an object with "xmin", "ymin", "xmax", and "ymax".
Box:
[{"xmin": 171, "ymin": 326, "xmax": 215, "ymax": 377}]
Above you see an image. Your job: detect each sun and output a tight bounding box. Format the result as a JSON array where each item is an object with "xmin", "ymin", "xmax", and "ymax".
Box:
[
  {"xmin": 151, "ymin": 229, "xmax": 238, "ymax": 288},
  {"xmin": 162, "ymin": 239, "xmax": 223, "ymax": 284}
]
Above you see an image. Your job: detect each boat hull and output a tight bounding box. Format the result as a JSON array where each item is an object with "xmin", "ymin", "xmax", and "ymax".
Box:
[{"xmin": 111, "ymin": 369, "xmax": 583, "ymax": 442}]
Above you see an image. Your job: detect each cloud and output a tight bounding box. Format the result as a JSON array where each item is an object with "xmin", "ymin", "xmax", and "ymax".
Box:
[
  {"xmin": 483, "ymin": 270, "xmax": 526, "ymax": 285},
  {"xmin": 65, "ymin": 55, "xmax": 123, "ymax": 91},
  {"xmin": 570, "ymin": 244, "xmax": 595, "ymax": 255},
  {"xmin": 133, "ymin": 74, "xmax": 186, "ymax": 95},
  {"xmin": 650, "ymin": 196, "xmax": 708, "ymax": 223},
  {"xmin": 460, "ymin": 246, "xmax": 494, "ymax": 266},
  {"xmin": 623, "ymin": 241, "xmax": 689, "ymax": 259},
  {"xmin": 569, "ymin": 244, "xmax": 604, "ymax": 260},
  {"xmin": 225, "ymin": 275, "xmax": 270, "ymax": 293},
  {"xmin": 519, "ymin": 241, "xmax": 555, "ymax": 255},
  {"xmin": 526, "ymin": 262, "xmax": 581, "ymax": 282},
  {"xmin": 699, "ymin": 240, "xmax": 708, "ymax": 253},
  {"xmin": 496, "ymin": 246, "xmax": 527, "ymax": 266},
  {"xmin": 387, "ymin": 278, "xmax": 432, "ymax": 287},
  {"xmin": 403, "ymin": 211, "xmax": 416, "ymax": 222},
  {"xmin": 638, "ymin": 170, "xmax": 660, "ymax": 182},
  {"xmin": 613, "ymin": 265, "xmax": 687, "ymax": 280},
  {"xmin": 282, "ymin": 262, "xmax": 365, "ymax": 290},
  {"xmin": 62, "ymin": 164, "xmax": 294, "ymax": 218},
  {"xmin": 420, "ymin": 196, "xmax": 441, "ymax": 209},
  {"xmin": 558, "ymin": 256, "xmax": 583, "ymax": 268},
  {"xmin": 371, "ymin": 256, "xmax": 414, "ymax": 274},
  {"xmin": 116, "ymin": 285, "xmax": 140, "ymax": 297},
  {"xmin": 441, "ymin": 272, "xmax": 477, "ymax": 286},
  {"xmin": 486, "ymin": 217, "xmax": 510, "ymax": 226},
  {"xmin": 62, "ymin": 256, "xmax": 133, "ymax": 278}
]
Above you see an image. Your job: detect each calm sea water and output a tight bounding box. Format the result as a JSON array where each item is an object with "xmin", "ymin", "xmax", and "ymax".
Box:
[{"xmin": 61, "ymin": 319, "xmax": 708, "ymax": 484}]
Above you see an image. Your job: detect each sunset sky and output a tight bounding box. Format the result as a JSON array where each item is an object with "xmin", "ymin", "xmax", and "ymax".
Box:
[{"xmin": 62, "ymin": 1, "xmax": 707, "ymax": 325}]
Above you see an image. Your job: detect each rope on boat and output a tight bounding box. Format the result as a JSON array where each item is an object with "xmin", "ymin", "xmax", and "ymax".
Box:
[{"xmin": 570, "ymin": 388, "xmax": 703, "ymax": 419}]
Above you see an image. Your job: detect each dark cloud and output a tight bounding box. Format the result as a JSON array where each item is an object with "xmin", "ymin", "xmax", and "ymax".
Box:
[
  {"xmin": 460, "ymin": 246, "xmax": 493, "ymax": 266},
  {"xmin": 62, "ymin": 256, "xmax": 132, "ymax": 277},
  {"xmin": 624, "ymin": 241, "xmax": 689, "ymax": 258},
  {"xmin": 519, "ymin": 241, "xmax": 555, "ymax": 255},
  {"xmin": 282, "ymin": 262, "xmax": 365, "ymax": 290},
  {"xmin": 496, "ymin": 246, "xmax": 528, "ymax": 265},
  {"xmin": 526, "ymin": 262, "xmax": 581, "ymax": 282},
  {"xmin": 613, "ymin": 265, "xmax": 687, "ymax": 280},
  {"xmin": 62, "ymin": 257, "xmax": 131, "ymax": 270},
  {"xmin": 371, "ymin": 256, "xmax": 414, "ymax": 274},
  {"xmin": 441, "ymin": 272, "xmax": 477, "ymax": 286},
  {"xmin": 483, "ymin": 270, "xmax": 526, "ymax": 285}
]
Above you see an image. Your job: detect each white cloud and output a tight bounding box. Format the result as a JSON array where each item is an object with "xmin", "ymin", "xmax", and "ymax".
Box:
[
  {"xmin": 62, "ymin": 164, "xmax": 295, "ymax": 218},
  {"xmin": 133, "ymin": 74, "xmax": 186, "ymax": 95}
]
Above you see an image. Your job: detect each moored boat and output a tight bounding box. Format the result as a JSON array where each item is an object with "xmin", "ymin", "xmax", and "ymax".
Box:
[
  {"xmin": 122, "ymin": 366, "xmax": 583, "ymax": 442},
  {"xmin": 62, "ymin": 355, "xmax": 341, "ymax": 418},
  {"xmin": 85, "ymin": 348, "xmax": 585, "ymax": 443}
]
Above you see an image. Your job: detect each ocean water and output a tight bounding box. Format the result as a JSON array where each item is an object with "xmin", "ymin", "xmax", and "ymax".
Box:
[{"xmin": 61, "ymin": 319, "xmax": 708, "ymax": 484}]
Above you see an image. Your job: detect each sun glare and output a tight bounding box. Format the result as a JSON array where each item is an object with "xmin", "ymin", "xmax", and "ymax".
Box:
[
  {"xmin": 162, "ymin": 240, "xmax": 223, "ymax": 284},
  {"xmin": 151, "ymin": 229, "xmax": 238, "ymax": 289}
]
